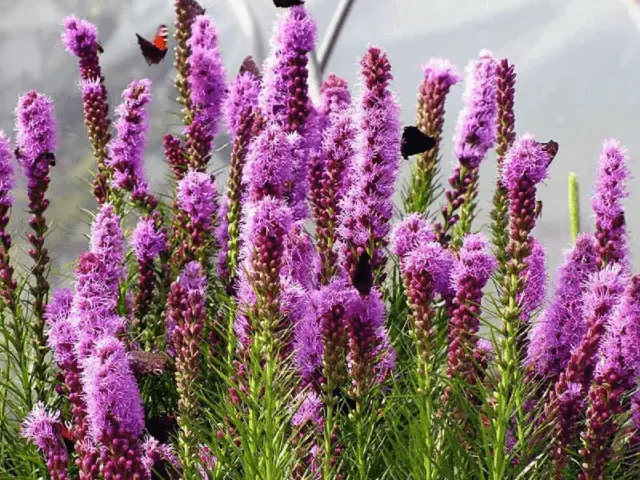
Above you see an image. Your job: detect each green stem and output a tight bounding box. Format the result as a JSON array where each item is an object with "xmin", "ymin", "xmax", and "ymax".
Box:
[{"xmin": 568, "ymin": 172, "xmax": 580, "ymax": 243}]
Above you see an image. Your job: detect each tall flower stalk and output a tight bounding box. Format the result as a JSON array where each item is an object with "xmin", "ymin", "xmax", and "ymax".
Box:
[
  {"xmin": 61, "ymin": 16, "xmax": 111, "ymax": 203},
  {"xmin": 337, "ymin": 46, "xmax": 401, "ymax": 284},
  {"xmin": 21, "ymin": 404, "xmax": 70, "ymax": 480},
  {"xmin": 490, "ymin": 58, "xmax": 516, "ymax": 281},
  {"xmin": 166, "ymin": 261, "xmax": 207, "ymax": 472},
  {"xmin": 173, "ymin": 0, "xmax": 203, "ymax": 125},
  {"xmin": 491, "ymin": 134, "xmax": 550, "ymax": 477},
  {"xmin": 405, "ymin": 58, "xmax": 461, "ymax": 214},
  {"xmin": 15, "ymin": 90, "xmax": 57, "ymax": 401},
  {"xmin": 437, "ymin": 50, "xmax": 498, "ymax": 248},
  {"xmin": 313, "ymin": 76, "xmax": 355, "ymax": 283},
  {"xmin": 217, "ymin": 65, "xmax": 261, "ymax": 284}
]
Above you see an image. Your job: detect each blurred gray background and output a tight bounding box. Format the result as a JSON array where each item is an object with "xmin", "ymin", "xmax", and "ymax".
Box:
[{"xmin": 1, "ymin": 0, "xmax": 639, "ymax": 288}]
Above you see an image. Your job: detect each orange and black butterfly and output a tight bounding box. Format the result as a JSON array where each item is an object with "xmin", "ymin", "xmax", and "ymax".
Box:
[
  {"xmin": 274, "ymin": 0, "xmax": 305, "ymax": 7},
  {"xmin": 136, "ymin": 25, "xmax": 169, "ymax": 65}
]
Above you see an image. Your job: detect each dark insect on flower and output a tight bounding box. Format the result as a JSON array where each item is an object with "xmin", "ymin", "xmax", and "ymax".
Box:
[
  {"xmin": 225, "ymin": 275, "xmax": 238, "ymax": 297},
  {"xmin": 539, "ymin": 139, "xmax": 559, "ymax": 164},
  {"xmin": 352, "ymin": 251, "xmax": 374, "ymax": 296},
  {"xmin": 128, "ymin": 350, "xmax": 168, "ymax": 377},
  {"xmin": 136, "ymin": 25, "xmax": 169, "ymax": 65},
  {"xmin": 240, "ymin": 55, "xmax": 261, "ymax": 79},
  {"xmin": 535, "ymin": 200, "xmax": 543, "ymax": 220},
  {"xmin": 401, "ymin": 126, "xmax": 436, "ymax": 159},
  {"xmin": 146, "ymin": 415, "xmax": 178, "ymax": 444},
  {"xmin": 190, "ymin": 0, "xmax": 206, "ymax": 16},
  {"xmin": 38, "ymin": 152, "xmax": 56, "ymax": 167},
  {"xmin": 273, "ymin": 0, "xmax": 305, "ymax": 7},
  {"xmin": 96, "ymin": 41, "xmax": 104, "ymax": 54}
]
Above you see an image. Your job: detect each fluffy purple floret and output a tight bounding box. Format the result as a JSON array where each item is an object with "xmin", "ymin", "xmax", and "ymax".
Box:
[
  {"xmin": 176, "ymin": 170, "xmax": 218, "ymax": 230},
  {"xmin": 21, "ymin": 403, "xmax": 62, "ymax": 451},
  {"xmin": 452, "ymin": 233, "xmax": 496, "ymax": 290},
  {"xmin": 179, "ymin": 261, "xmax": 208, "ymax": 294},
  {"xmin": 61, "ymin": 15, "xmax": 97, "ymax": 57},
  {"xmin": 81, "ymin": 336, "xmax": 145, "ymax": 440},
  {"xmin": 274, "ymin": 6, "xmax": 317, "ymax": 52},
  {"xmin": 106, "ymin": 78, "xmax": 152, "ymax": 194},
  {"xmin": 187, "ymin": 15, "xmax": 227, "ymax": 129},
  {"xmin": 245, "ymin": 196, "xmax": 293, "ymax": 246},
  {"xmin": 404, "ymin": 241, "xmax": 455, "ymax": 296},
  {"xmin": 0, "ymin": 132, "xmax": 15, "ymax": 208},
  {"xmin": 519, "ymin": 238, "xmax": 547, "ymax": 322},
  {"xmin": 526, "ymin": 234, "xmax": 598, "ymax": 378},
  {"xmin": 141, "ymin": 436, "xmax": 180, "ymax": 478},
  {"xmin": 423, "ymin": 57, "xmax": 462, "ymax": 90},
  {"xmin": 45, "ymin": 288, "xmax": 76, "ymax": 367},
  {"xmin": 452, "ymin": 49, "xmax": 498, "ymax": 168},
  {"xmin": 292, "ymin": 391, "xmax": 323, "ymax": 428},
  {"xmin": 89, "ymin": 204, "xmax": 126, "ymax": 277},
  {"xmin": 132, "ymin": 216, "xmax": 167, "ymax": 263},
  {"xmin": 15, "ymin": 90, "xmax": 57, "ymax": 168},
  {"xmin": 390, "ymin": 214, "xmax": 437, "ymax": 259},
  {"xmin": 502, "ymin": 133, "xmax": 550, "ymax": 190},
  {"xmin": 224, "ymin": 71, "xmax": 261, "ymax": 137},
  {"xmin": 595, "ymin": 276, "xmax": 640, "ymax": 379},
  {"xmin": 291, "ymin": 287, "xmax": 322, "ymax": 385},
  {"xmin": 242, "ymin": 124, "xmax": 295, "ymax": 202},
  {"xmin": 282, "ymin": 221, "xmax": 321, "ymax": 290},
  {"xmin": 319, "ymin": 74, "xmax": 351, "ymax": 118}
]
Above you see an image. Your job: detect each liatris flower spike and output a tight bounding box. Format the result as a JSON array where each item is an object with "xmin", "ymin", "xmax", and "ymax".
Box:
[
  {"xmin": 0, "ymin": 132, "xmax": 16, "ymax": 310},
  {"xmin": 22, "ymin": 404, "xmax": 70, "ymax": 480}
]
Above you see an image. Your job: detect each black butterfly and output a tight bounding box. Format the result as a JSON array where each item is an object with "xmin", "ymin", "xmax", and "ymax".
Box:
[
  {"xmin": 401, "ymin": 126, "xmax": 436, "ymax": 159},
  {"xmin": 189, "ymin": 0, "xmax": 206, "ymax": 16},
  {"xmin": 540, "ymin": 139, "xmax": 559, "ymax": 165},
  {"xmin": 352, "ymin": 251, "xmax": 374, "ymax": 296},
  {"xmin": 128, "ymin": 350, "xmax": 168, "ymax": 378},
  {"xmin": 136, "ymin": 25, "xmax": 169, "ymax": 65},
  {"xmin": 273, "ymin": 0, "xmax": 305, "ymax": 7},
  {"xmin": 240, "ymin": 55, "xmax": 261, "ymax": 79},
  {"xmin": 14, "ymin": 148, "xmax": 56, "ymax": 167}
]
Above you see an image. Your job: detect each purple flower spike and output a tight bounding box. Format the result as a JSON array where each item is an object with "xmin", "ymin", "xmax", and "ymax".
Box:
[
  {"xmin": 282, "ymin": 221, "xmax": 321, "ymax": 290},
  {"xmin": 260, "ymin": 5, "xmax": 317, "ymax": 130},
  {"xmin": 0, "ymin": 132, "xmax": 16, "ymax": 309},
  {"xmin": 345, "ymin": 287, "xmax": 395, "ymax": 395},
  {"xmin": 453, "ymin": 50, "xmax": 499, "ymax": 168},
  {"xmin": 16, "ymin": 90, "xmax": 57, "ymax": 399},
  {"xmin": 185, "ymin": 15, "xmax": 228, "ymax": 170},
  {"xmin": 61, "ymin": 16, "xmax": 101, "ymax": 80},
  {"xmin": 164, "ymin": 133, "xmax": 188, "ymax": 181},
  {"xmin": 314, "ymin": 101, "xmax": 357, "ymax": 282},
  {"xmin": 45, "ymin": 288, "xmax": 75, "ymax": 369},
  {"xmin": 175, "ymin": 169, "xmax": 218, "ymax": 263},
  {"xmin": 217, "ymin": 68, "xmax": 262, "ymax": 283},
  {"xmin": 62, "ymin": 17, "xmax": 111, "ymax": 203},
  {"xmin": 518, "ymin": 238, "xmax": 546, "ymax": 324},
  {"xmin": 132, "ymin": 215, "xmax": 167, "ymax": 319},
  {"xmin": 526, "ymin": 234, "xmax": 597, "ymax": 382},
  {"xmin": 399, "ymin": 241, "xmax": 454, "ymax": 362},
  {"xmin": 106, "ymin": 78, "xmax": 156, "ymax": 210},
  {"xmin": 89, "ymin": 203, "xmax": 126, "ymax": 280},
  {"xmin": 405, "ymin": 57, "xmax": 460, "ymax": 214},
  {"xmin": 436, "ymin": 51, "xmax": 497, "ymax": 245},
  {"xmin": 580, "ymin": 275, "xmax": 640, "ymax": 478},
  {"xmin": 337, "ymin": 47, "xmax": 401, "ymax": 284},
  {"xmin": 447, "ymin": 234, "xmax": 496, "ymax": 384},
  {"xmin": 544, "ymin": 264, "xmax": 625, "ymax": 473},
  {"xmin": 22, "ymin": 403, "xmax": 70, "ymax": 480},
  {"xmin": 167, "ymin": 261, "xmax": 207, "ymax": 455},
  {"xmin": 390, "ymin": 214, "xmax": 436, "ymax": 260},
  {"xmin": 224, "ymin": 70, "xmax": 261, "ymax": 138},
  {"xmin": 82, "ymin": 336, "xmax": 146, "ymax": 478},
  {"xmin": 591, "ymin": 138, "xmax": 629, "ymax": 271}
]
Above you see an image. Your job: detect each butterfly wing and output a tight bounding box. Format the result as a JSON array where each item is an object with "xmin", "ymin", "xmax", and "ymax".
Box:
[
  {"xmin": 191, "ymin": 0, "xmax": 206, "ymax": 16},
  {"xmin": 136, "ymin": 33, "xmax": 166, "ymax": 65},
  {"xmin": 240, "ymin": 55, "xmax": 261, "ymax": 78},
  {"xmin": 273, "ymin": 0, "xmax": 305, "ymax": 7},
  {"xmin": 401, "ymin": 126, "xmax": 436, "ymax": 159},
  {"xmin": 352, "ymin": 251, "xmax": 374, "ymax": 296}
]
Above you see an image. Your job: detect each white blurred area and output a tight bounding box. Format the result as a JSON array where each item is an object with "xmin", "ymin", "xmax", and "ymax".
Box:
[{"xmin": 0, "ymin": 0, "xmax": 640, "ymax": 283}]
